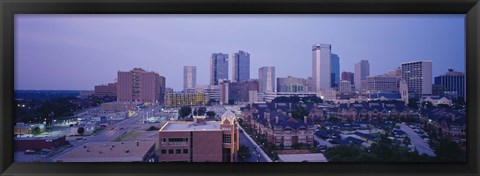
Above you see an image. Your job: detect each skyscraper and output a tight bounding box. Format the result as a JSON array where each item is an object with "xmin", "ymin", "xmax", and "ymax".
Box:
[
  {"xmin": 401, "ymin": 60, "xmax": 432, "ymax": 98},
  {"xmin": 354, "ymin": 60, "xmax": 370, "ymax": 92},
  {"xmin": 183, "ymin": 66, "xmax": 197, "ymax": 91},
  {"xmin": 312, "ymin": 44, "xmax": 331, "ymax": 91},
  {"xmin": 210, "ymin": 53, "xmax": 229, "ymax": 85},
  {"xmin": 232, "ymin": 50, "xmax": 250, "ymax": 83},
  {"xmin": 259, "ymin": 67, "xmax": 275, "ymax": 93},
  {"xmin": 434, "ymin": 68, "xmax": 465, "ymax": 100},
  {"xmin": 331, "ymin": 54, "xmax": 340, "ymax": 88}
]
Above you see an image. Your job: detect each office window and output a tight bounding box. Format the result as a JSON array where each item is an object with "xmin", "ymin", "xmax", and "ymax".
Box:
[
  {"xmin": 176, "ymin": 149, "xmax": 182, "ymax": 154},
  {"xmin": 168, "ymin": 149, "xmax": 174, "ymax": 154},
  {"xmin": 223, "ymin": 134, "xmax": 231, "ymax": 143},
  {"xmin": 161, "ymin": 149, "xmax": 166, "ymax": 154},
  {"xmin": 183, "ymin": 149, "xmax": 188, "ymax": 154}
]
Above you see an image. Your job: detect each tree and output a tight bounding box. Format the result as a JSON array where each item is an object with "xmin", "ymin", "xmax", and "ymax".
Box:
[
  {"xmin": 197, "ymin": 107, "xmax": 207, "ymax": 115},
  {"xmin": 289, "ymin": 106, "xmax": 309, "ymax": 120},
  {"xmin": 238, "ymin": 145, "xmax": 251, "ymax": 161},
  {"xmin": 435, "ymin": 139, "xmax": 466, "ymax": 162},
  {"xmin": 77, "ymin": 127, "xmax": 85, "ymax": 135},
  {"xmin": 408, "ymin": 98, "xmax": 419, "ymax": 110},
  {"xmin": 32, "ymin": 126, "xmax": 41, "ymax": 135},
  {"xmin": 178, "ymin": 106, "xmax": 192, "ymax": 118},
  {"xmin": 206, "ymin": 111, "xmax": 216, "ymax": 118}
]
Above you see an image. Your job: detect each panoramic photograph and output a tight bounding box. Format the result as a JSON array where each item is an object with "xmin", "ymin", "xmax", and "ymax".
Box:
[{"xmin": 14, "ymin": 14, "xmax": 466, "ymax": 162}]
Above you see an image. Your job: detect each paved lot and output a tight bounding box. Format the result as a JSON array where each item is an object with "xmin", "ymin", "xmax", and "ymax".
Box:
[{"xmin": 398, "ymin": 124, "xmax": 435, "ymax": 156}]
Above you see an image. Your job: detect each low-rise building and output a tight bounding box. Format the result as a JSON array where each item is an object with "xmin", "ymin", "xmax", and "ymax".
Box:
[
  {"xmin": 158, "ymin": 111, "xmax": 239, "ymax": 162},
  {"xmin": 241, "ymin": 102, "xmax": 315, "ymax": 149},
  {"xmin": 55, "ymin": 141, "xmax": 156, "ymax": 162},
  {"xmin": 420, "ymin": 96, "xmax": 452, "ymax": 106},
  {"xmin": 165, "ymin": 92, "xmax": 208, "ymax": 108},
  {"xmin": 94, "ymin": 83, "xmax": 117, "ymax": 97},
  {"xmin": 15, "ymin": 136, "xmax": 68, "ymax": 151}
]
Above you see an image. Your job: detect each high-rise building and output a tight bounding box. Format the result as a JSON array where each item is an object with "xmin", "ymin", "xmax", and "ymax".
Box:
[
  {"xmin": 312, "ymin": 44, "xmax": 331, "ymax": 91},
  {"xmin": 331, "ymin": 54, "xmax": 340, "ymax": 88},
  {"xmin": 401, "ymin": 60, "xmax": 432, "ymax": 99},
  {"xmin": 341, "ymin": 72, "xmax": 354, "ymax": 85},
  {"xmin": 276, "ymin": 76, "xmax": 310, "ymax": 92},
  {"xmin": 210, "ymin": 53, "xmax": 229, "ymax": 85},
  {"xmin": 232, "ymin": 50, "xmax": 250, "ymax": 83},
  {"xmin": 366, "ymin": 75, "xmax": 398, "ymax": 94},
  {"xmin": 159, "ymin": 76, "xmax": 166, "ymax": 105},
  {"xmin": 158, "ymin": 111, "xmax": 239, "ymax": 162},
  {"xmin": 183, "ymin": 66, "xmax": 196, "ymax": 91},
  {"xmin": 339, "ymin": 80, "xmax": 352, "ymax": 93},
  {"xmin": 434, "ymin": 68, "xmax": 465, "ymax": 100},
  {"xmin": 259, "ymin": 66, "xmax": 275, "ymax": 93},
  {"xmin": 117, "ymin": 68, "xmax": 163, "ymax": 103},
  {"xmin": 354, "ymin": 60, "xmax": 370, "ymax": 92}
]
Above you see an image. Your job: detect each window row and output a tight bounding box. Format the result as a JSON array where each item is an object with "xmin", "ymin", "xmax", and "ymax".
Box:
[{"xmin": 160, "ymin": 149, "xmax": 189, "ymax": 155}]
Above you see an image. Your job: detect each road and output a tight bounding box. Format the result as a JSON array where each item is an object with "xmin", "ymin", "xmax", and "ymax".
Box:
[
  {"xmin": 239, "ymin": 131, "xmax": 271, "ymax": 162},
  {"xmin": 398, "ymin": 124, "xmax": 435, "ymax": 156},
  {"xmin": 49, "ymin": 113, "xmax": 146, "ymax": 161}
]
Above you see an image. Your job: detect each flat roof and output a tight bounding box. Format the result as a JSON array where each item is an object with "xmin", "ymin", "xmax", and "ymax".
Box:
[
  {"xmin": 160, "ymin": 121, "xmax": 221, "ymax": 131},
  {"xmin": 55, "ymin": 141, "xmax": 155, "ymax": 162},
  {"xmin": 278, "ymin": 153, "xmax": 327, "ymax": 162}
]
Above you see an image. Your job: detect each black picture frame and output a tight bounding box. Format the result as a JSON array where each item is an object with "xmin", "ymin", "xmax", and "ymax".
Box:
[{"xmin": 1, "ymin": 0, "xmax": 479, "ymax": 175}]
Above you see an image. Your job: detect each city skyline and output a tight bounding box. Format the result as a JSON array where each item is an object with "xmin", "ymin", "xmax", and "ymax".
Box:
[{"xmin": 15, "ymin": 14, "xmax": 465, "ymax": 90}]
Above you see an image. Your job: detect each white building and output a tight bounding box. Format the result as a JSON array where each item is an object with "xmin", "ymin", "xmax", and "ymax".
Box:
[
  {"xmin": 399, "ymin": 80, "xmax": 409, "ymax": 105},
  {"xmin": 401, "ymin": 60, "xmax": 432, "ymax": 98},
  {"xmin": 339, "ymin": 80, "xmax": 352, "ymax": 93},
  {"xmin": 312, "ymin": 44, "xmax": 331, "ymax": 91},
  {"xmin": 183, "ymin": 66, "xmax": 197, "ymax": 91},
  {"xmin": 355, "ymin": 60, "xmax": 370, "ymax": 92},
  {"xmin": 259, "ymin": 66, "xmax": 275, "ymax": 93}
]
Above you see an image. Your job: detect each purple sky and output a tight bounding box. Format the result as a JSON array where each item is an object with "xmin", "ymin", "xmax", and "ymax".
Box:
[{"xmin": 15, "ymin": 14, "xmax": 465, "ymax": 91}]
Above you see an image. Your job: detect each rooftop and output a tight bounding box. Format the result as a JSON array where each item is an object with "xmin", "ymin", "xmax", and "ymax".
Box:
[
  {"xmin": 55, "ymin": 141, "xmax": 155, "ymax": 162},
  {"xmin": 278, "ymin": 153, "xmax": 327, "ymax": 162},
  {"xmin": 160, "ymin": 121, "xmax": 221, "ymax": 131}
]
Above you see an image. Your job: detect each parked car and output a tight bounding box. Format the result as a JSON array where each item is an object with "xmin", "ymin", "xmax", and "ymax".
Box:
[{"xmin": 24, "ymin": 150, "xmax": 35, "ymax": 155}]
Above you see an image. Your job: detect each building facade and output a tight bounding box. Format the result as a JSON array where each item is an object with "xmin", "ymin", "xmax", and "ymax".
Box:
[
  {"xmin": 366, "ymin": 75, "xmax": 399, "ymax": 94},
  {"xmin": 241, "ymin": 102, "xmax": 315, "ymax": 149},
  {"xmin": 158, "ymin": 111, "xmax": 239, "ymax": 162},
  {"xmin": 232, "ymin": 50, "xmax": 250, "ymax": 83},
  {"xmin": 341, "ymin": 72, "xmax": 355, "ymax": 85},
  {"xmin": 165, "ymin": 92, "xmax": 208, "ymax": 108},
  {"xmin": 117, "ymin": 68, "xmax": 164, "ymax": 103},
  {"xmin": 183, "ymin": 66, "xmax": 197, "ymax": 91},
  {"xmin": 331, "ymin": 53, "xmax": 340, "ymax": 88},
  {"xmin": 354, "ymin": 60, "xmax": 370, "ymax": 92},
  {"xmin": 434, "ymin": 68, "xmax": 465, "ymax": 100},
  {"xmin": 401, "ymin": 60, "xmax": 432, "ymax": 98},
  {"xmin": 276, "ymin": 76, "xmax": 310, "ymax": 93},
  {"xmin": 339, "ymin": 80, "xmax": 352, "ymax": 93},
  {"xmin": 312, "ymin": 44, "xmax": 331, "ymax": 91},
  {"xmin": 210, "ymin": 53, "xmax": 229, "ymax": 85},
  {"xmin": 94, "ymin": 83, "xmax": 117, "ymax": 97},
  {"xmin": 259, "ymin": 66, "xmax": 275, "ymax": 93}
]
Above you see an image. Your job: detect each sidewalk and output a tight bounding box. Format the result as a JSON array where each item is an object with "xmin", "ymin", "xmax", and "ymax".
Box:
[{"xmin": 238, "ymin": 125, "xmax": 273, "ymax": 162}]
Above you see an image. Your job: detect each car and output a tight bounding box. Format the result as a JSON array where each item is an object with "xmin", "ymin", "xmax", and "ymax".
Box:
[
  {"xmin": 110, "ymin": 128, "xmax": 115, "ymax": 130},
  {"xmin": 24, "ymin": 150, "xmax": 35, "ymax": 155},
  {"xmin": 239, "ymin": 129, "xmax": 244, "ymax": 133}
]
